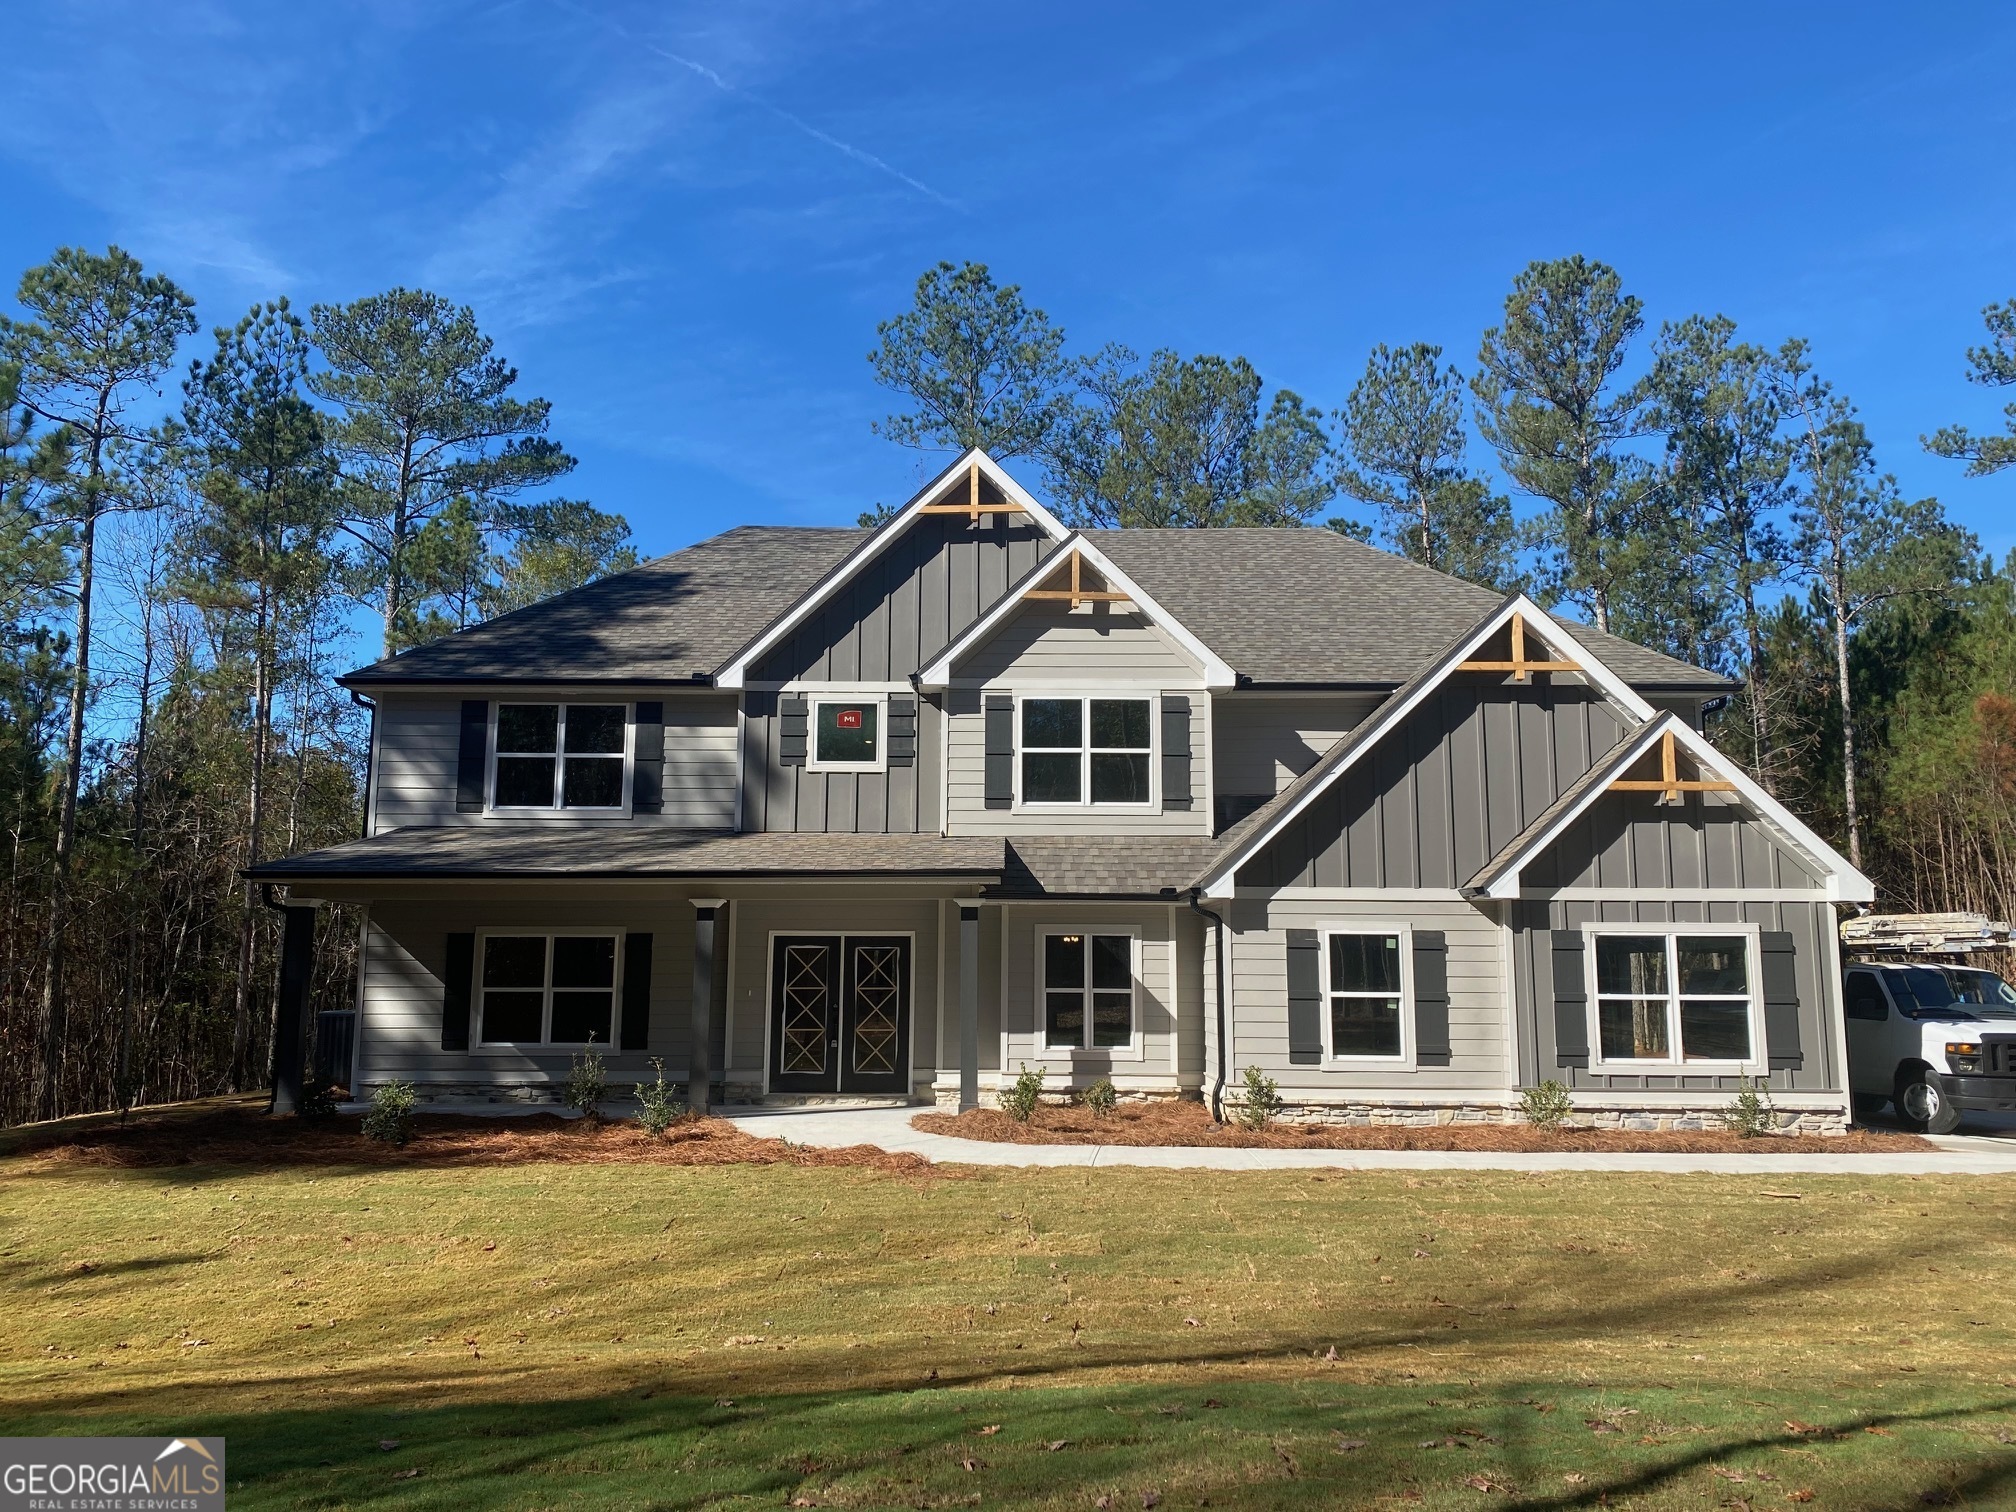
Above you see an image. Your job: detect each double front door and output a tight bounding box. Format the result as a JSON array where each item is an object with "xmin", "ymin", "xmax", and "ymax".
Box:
[{"xmin": 770, "ymin": 935, "xmax": 911, "ymax": 1094}]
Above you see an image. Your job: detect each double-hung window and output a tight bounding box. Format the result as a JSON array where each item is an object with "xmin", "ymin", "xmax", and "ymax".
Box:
[
  {"xmin": 808, "ymin": 696, "xmax": 883, "ymax": 771},
  {"xmin": 1592, "ymin": 931, "xmax": 1755, "ymax": 1065},
  {"xmin": 1042, "ymin": 931, "xmax": 1135, "ymax": 1049},
  {"xmin": 492, "ymin": 704, "xmax": 629, "ymax": 811},
  {"xmin": 1326, "ymin": 931, "xmax": 1407, "ymax": 1059},
  {"xmin": 1020, "ymin": 697, "xmax": 1152, "ymax": 805},
  {"xmin": 477, "ymin": 932, "xmax": 621, "ymax": 1046}
]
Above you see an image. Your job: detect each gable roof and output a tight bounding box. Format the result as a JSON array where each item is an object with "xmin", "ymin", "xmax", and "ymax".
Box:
[
  {"xmin": 1192, "ymin": 595, "xmax": 1660, "ymax": 897},
  {"xmin": 915, "ymin": 532, "xmax": 1236, "ymax": 688},
  {"xmin": 340, "ymin": 525, "xmax": 864, "ymax": 687},
  {"xmin": 1465, "ymin": 712, "xmax": 1875, "ymax": 902},
  {"xmin": 1089, "ymin": 529, "xmax": 1729, "ymax": 689},
  {"xmin": 713, "ymin": 448, "xmax": 1071, "ymax": 689}
]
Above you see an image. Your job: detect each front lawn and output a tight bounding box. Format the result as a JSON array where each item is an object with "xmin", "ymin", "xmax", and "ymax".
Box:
[{"xmin": 2, "ymin": 1127, "xmax": 2013, "ymax": 1508}]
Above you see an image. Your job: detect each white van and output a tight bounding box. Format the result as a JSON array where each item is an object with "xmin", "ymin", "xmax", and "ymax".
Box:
[{"xmin": 1845, "ymin": 963, "xmax": 2016, "ymax": 1133}]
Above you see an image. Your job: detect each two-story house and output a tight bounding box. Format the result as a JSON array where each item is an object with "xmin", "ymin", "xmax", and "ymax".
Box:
[{"xmin": 256, "ymin": 450, "xmax": 1873, "ymax": 1132}]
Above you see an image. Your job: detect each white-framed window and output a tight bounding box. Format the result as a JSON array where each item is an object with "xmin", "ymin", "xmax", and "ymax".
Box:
[
  {"xmin": 1587, "ymin": 926, "xmax": 1760, "ymax": 1066},
  {"xmin": 476, "ymin": 930, "xmax": 624, "ymax": 1047},
  {"xmin": 1018, "ymin": 695, "xmax": 1154, "ymax": 806},
  {"xmin": 1324, "ymin": 926, "xmax": 1410, "ymax": 1061},
  {"xmin": 489, "ymin": 703, "xmax": 632, "ymax": 813},
  {"xmin": 1041, "ymin": 930, "xmax": 1138, "ymax": 1050},
  {"xmin": 807, "ymin": 694, "xmax": 886, "ymax": 772}
]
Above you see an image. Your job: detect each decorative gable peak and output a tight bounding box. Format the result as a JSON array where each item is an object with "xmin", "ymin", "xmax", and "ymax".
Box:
[{"xmin": 1023, "ymin": 549, "xmax": 1131, "ymax": 608}]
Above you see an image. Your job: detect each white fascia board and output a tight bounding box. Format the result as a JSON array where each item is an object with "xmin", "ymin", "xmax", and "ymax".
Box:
[
  {"xmin": 1197, "ymin": 595, "xmax": 1651, "ymax": 898},
  {"xmin": 714, "ymin": 449, "xmax": 1071, "ymax": 690},
  {"xmin": 1476, "ymin": 713, "xmax": 1875, "ymax": 903},
  {"xmin": 915, "ymin": 532, "xmax": 1237, "ymax": 690}
]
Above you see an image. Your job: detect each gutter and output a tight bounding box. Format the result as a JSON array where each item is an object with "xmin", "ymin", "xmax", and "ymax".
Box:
[{"xmin": 1185, "ymin": 888, "xmax": 1231, "ymax": 1123}]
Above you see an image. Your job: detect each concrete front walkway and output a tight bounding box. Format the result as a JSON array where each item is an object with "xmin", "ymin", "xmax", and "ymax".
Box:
[{"xmin": 717, "ymin": 1104, "xmax": 2016, "ymax": 1175}]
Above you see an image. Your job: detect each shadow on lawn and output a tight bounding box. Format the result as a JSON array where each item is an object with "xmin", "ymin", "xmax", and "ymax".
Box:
[{"xmin": 24, "ymin": 1380, "xmax": 2015, "ymax": 1510}]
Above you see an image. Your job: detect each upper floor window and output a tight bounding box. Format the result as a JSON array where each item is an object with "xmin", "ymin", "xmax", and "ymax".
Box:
[
  {"xmin": 1021, "ymin": 697, "xmax": 1151, "ymax": 806},
  {"xmin": 809, "ymin": 697, "xmax": 883, "ymax": 771},
  {"xmin": 492, "ymin": 703, "xmax": 629, "ymax": 811},
  {"xmin": 1592, "ymin": 931, "xmax": 1753, "ymax": 1065}
]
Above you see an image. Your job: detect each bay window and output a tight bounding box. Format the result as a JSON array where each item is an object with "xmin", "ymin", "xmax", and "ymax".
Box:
[
  {"xmin": 1021, "ymin": 697, "xmax": 1152, "ymax": 805},
  {"xmin": 1592, "ymin": 931, "xmax": 1754, "ymax": 1064}
]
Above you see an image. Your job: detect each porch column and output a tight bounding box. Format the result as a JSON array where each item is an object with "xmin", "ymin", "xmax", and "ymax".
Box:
[
  {"xmin": 690, "ymin": 898, "xmax": 724, "ymax": 1115},
  {"xmin": 269, "ymin": 905, "xmax": 315, "ymax": 1116},
  {"xmin": 958, "ymin": 904, "xmax": 980, "ymax": 1113}
]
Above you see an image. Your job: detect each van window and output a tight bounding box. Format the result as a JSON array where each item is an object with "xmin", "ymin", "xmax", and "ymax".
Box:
[
  {"xmin": 1943, "ymin": 967, "xmax": 2016, "ymax": 1012},
  {"xmin": 1880, "ymin": 966, "xmax": 1969, "ymax": 1018},
  {"xmin": 1845, "ymin": 970, "xmax": 1887, "ymax": 1022}
]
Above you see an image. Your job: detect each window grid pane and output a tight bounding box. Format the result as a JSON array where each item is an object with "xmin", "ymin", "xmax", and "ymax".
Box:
[
  {"xmin": 1023, "ymin": 753, "xmax": 1081, "ymax": 804},
  {"xmin": 1330, "ymin": 934, "xmax": 1401, "ymax": 994},
  {"xmin": 815, "ymin": 702, "xmax": 879, "ymax": 764},
  {"xmin": 1330, "ymin": 996, "xmax": 1402, "ymax": 1057},
  {"xmin": 495, "ymin": 756, "xmax": 557, "ymax": 808},
  {"xmin": 497, "ymin": 704, "xmax": 558, "ymax": 754},
  {"xmin": 563, "ymin": 705, "xmax": 626, "ymax": 754}
]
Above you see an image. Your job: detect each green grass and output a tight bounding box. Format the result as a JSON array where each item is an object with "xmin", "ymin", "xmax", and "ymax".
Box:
[{"xmin": 3, "ymin": 1152, "xmax": 2015, "ymax": 1508}]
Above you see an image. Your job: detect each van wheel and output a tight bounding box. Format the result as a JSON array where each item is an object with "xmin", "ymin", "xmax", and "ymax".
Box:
[{"xmin": 1895, "ymin": 1070, "xmax": 1962, "ymax": 1135}]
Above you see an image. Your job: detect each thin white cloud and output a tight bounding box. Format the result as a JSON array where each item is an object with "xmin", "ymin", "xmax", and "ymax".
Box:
[{"xmin": 552, "ymin": 0, "xmax": 961, "ymax": 211}]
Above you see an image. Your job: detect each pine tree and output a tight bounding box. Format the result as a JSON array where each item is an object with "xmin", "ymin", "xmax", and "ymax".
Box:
[{"xmin": 1923, "ymin": 298, "xmax": 2016, "ymax": 477}]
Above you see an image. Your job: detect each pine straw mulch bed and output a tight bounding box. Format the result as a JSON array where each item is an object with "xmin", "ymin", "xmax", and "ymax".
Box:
[
  {"xmin": 913, "ymin": 1100, "xmax": 1932, "ymax": 1153},
  {"xmin": 3, "ymin": 1104, "xmax": 936, "ymax": 1177}
]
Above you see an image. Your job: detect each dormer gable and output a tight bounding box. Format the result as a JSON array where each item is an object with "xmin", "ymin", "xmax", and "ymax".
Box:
[{"xmin": 717, "ymin": 450, "xmax": 1070, "ymax": 689}]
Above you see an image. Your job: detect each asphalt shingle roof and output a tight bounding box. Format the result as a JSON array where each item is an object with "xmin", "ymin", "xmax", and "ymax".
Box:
[
  {"xmin": 341, "ymin": 526, "xmax": 867, "ymax": 685},
  {"xmin": 252, "ymin": 828, "xmax": 1005, "ymax": 880},
  {"xmin": 1089, "ymin": 528, "xmax": 1728, "ymax": 689},
  {"xmin": 994, "ymin": 838, "xmax": 1224, "ymax": 897}
]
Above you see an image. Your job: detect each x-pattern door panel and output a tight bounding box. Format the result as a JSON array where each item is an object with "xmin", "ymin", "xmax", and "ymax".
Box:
[{"xmin": 770, "ymin": 935, "xmax": 911, "ymax": 1095}]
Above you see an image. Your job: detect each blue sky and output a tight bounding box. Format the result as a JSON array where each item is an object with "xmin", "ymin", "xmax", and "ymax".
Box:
[{"xmin": 4, "ymin": 0, "xmax": 2014, "ymax": 572}]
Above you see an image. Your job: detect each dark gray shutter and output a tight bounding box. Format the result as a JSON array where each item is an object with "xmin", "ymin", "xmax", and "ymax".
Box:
[
  {"xmin": 1160, "ymin": 694, "xmax": 1193, "ymax": 810},
  {"xmin": 621, "ymin": 933, "xmax": 653, "ymax": 1051},
  {"xmin": 779, "ymin": 695, "xmax": 808, "ymax": 767},
  {"xmin": 1412, "ymin": 930, "xmax": 1451, "ymax": 1065},
  {"xmin": 1551, "ymin": 929, "xmax": 1590, "ymax": 1068},
  {"xmin": 1760, "ymin": 930, "xmax": 1803, "ymax": 1069},
  {"xmin": 442, "ymin": 932, "xmax": 475, "ymax": 1051},
  {"xmin": 887, "ymin": 696, "xmax": 917, "ymax": 767},
  {"xmin": 984, "ymin": 695, "xmax": 1014, "ymax": 809},
  {"xmin": 455, "ymin": 701, "xmax": 488, "ymax": 812},
  {"xmin": 632, "ymin": 701, "xmax": 664, "ymax": 814},
  {"xmin": 1286, "ymin": 928, "xmax": 1324, "ymax": 1065}
]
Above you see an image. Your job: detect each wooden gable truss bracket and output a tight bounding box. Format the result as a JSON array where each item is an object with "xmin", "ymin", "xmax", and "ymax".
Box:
[
  {"xmin": 917, "ymin": 460, "xmax": 1033, "ymax": 522},
  {"xmin": 1608, "ymin": 729, "xmax": 1739, "ymax": 802},
  {"xmin": 1456, "ymin": 611, "xmax": 1583, "ymax": 682},
  {"xmin": 1023, "ymin": 550, "xmax": 1133, "ymax": 608}
]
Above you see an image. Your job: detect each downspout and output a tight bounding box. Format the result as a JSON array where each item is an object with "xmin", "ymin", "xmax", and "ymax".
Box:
[{"xmin": 1186, "ymin": 888, "xmax": 1230, "ymax": 1122}]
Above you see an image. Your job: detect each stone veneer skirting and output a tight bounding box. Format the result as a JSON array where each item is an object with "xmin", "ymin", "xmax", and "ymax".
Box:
[{"xmin": 1269, "ymin": 1100, "xmax": 1849, "ymax": 1136}]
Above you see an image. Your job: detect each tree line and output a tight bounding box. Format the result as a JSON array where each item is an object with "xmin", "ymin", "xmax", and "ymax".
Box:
[
  {"xmin": 0, "ymin": 246, "xmax": 634, "ymax": 1124},
  {"xmin": 868, "ymin": 257, "xmax": 2016, "ymax": 925}
]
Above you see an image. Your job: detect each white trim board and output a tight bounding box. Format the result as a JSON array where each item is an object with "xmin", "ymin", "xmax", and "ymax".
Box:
[
  {"xmin": 915, "ymin": 532, "xmax": 1236, "ymax": 690},
  {"xmin": 715, "ymin": 449, "xmax": 1071, "ymax": 690},
  {"xmin": 1198, "ymin": 594, "xmax": 1650, "ymax": 897}
]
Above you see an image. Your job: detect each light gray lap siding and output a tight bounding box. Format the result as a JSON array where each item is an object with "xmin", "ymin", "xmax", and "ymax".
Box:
[
  {"xmin": 357, "ymin": 896, "xmax": 708, "ymax": 1088},
  {"xmin": 1510, "ymin": 897, "xmax": 1843, "ymax": 1094},
  {"xmin": 1226, "ymin": 897, "xmax": 1508, "ymax": 1090},
  {"xmin": 370, "ymin": 692, "xmax": 737, "ymax": 832},
  {"xmin": 1210, "ymin": 693, "xmax": 1380, "ymax": 797},
  {"xmin": 1239, "ymin": 682, "xmax": 1629, "ymax": 889}
]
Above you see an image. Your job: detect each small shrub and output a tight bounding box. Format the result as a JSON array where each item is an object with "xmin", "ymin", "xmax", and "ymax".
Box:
[
  {"xmin": 1518, "ymin": 1079, "xmax": 1574, "ymax": 1129},
  {"xmin": 1001, "ymin": 1063, "xmax": 1047, "ymax": 1123},
  {"xmin": 361, "ymin": 1080, "xmax": 416, "ymax": 1145},
  {"xmin": 564, "ymin": 1046, "xmax": 608, "ymax": 1116},
  {"xmin": 297, "ymin": 1080, "xmax": 340, "ymax": 1121},
  {"xmin": 1721, "ymin": 1074, "xmax": 1775, "ymax": 1138},
  {"xmin": 1081, "ymin": 1076, "xmax": 1118, "ymax": 1118},
  {"xmin": 1234, "ymin": 1065, "xmax": 1282, "ymax": 1130},
  {"xmin": 635, "ymin": 1058, "xmax": 684, "ymax": 1137}
]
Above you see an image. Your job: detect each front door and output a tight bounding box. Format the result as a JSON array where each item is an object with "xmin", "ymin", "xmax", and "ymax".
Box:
[{"xmin": 769, "ymin": 935, "xmax": 911, "ymax": 1094}]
